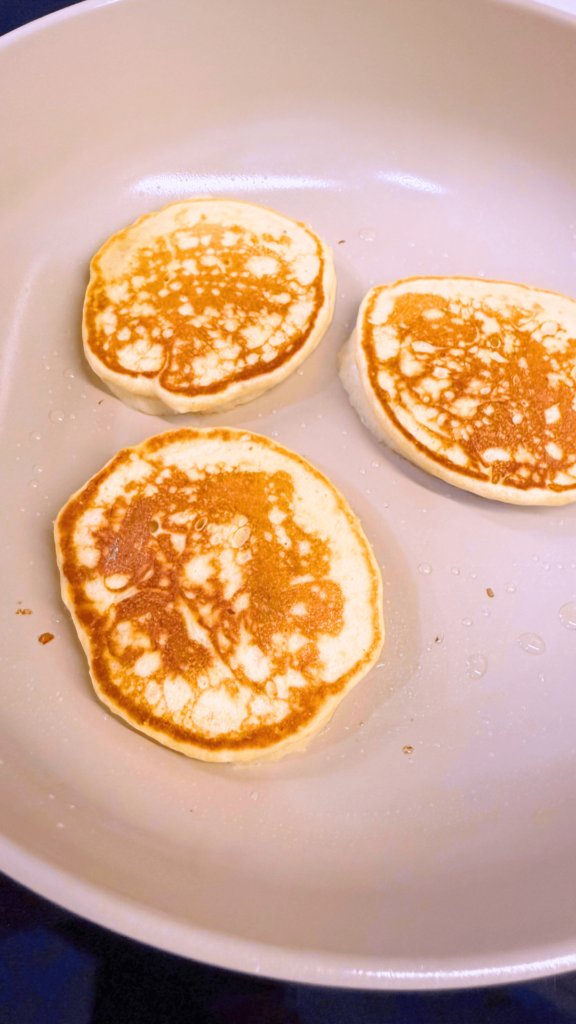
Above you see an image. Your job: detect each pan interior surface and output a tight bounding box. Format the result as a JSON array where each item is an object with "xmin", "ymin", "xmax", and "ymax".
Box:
[{"xmin": 0, "ymin": 0, "xmax": 575, "ymax": 989}]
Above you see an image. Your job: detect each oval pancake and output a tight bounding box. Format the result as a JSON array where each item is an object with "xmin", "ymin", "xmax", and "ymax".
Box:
[
  {"xmin": 83, "ymin": 199, "xmax": 336, "ymax": 415},
  {"xmin": 340, "ymin": 277, "xmax": 576, "ymax": 504},
  {"xmin": 55, "ymin": 429, "xmax": 384, "ymax": 762}
]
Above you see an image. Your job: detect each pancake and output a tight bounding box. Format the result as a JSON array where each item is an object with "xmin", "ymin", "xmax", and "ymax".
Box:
[
  {"xmin": 55, "ymin": 428, "xmax": 384, "ymax": 762},
  {"xmin": 83, "ymin": 199, "xmax": 336, "ymax": 415},
  {"xmin": 339, "ymin": 277, "xmax": 576, "ymax": 504}
]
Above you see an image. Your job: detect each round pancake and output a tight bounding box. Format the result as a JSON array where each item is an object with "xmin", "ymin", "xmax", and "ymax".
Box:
[
  {"xmin": 339, "ymin": 277, "xmax": 576, "ymax": 504},
  {"xmin": 55, "ymin": 428, "xmax": 384, "ymax": 762},
  {"xmin": 83, "ymin": 199, "xmax": 336, "ymax": 415}
]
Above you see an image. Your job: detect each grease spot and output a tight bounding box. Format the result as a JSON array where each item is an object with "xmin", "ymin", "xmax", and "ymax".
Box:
[
  {"xmin": 518, "ymin": 633, "xmax": 546, "ymax": 655},
  {"xmin": 559, "ymin": 601, "xmax": 576, "ymax": 630},
  {"xmin": 467, "ymin": 653, "xmax": 488, "ymax": 679}
]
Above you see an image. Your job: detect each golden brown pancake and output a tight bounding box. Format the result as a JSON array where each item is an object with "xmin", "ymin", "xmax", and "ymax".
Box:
[
  {"xmin": 55, "ymin": 428, "xmax": 384, "ymax": 761},
  {"xmin": 83, "ymin": 199, "xmax": 336, "ymax": 415},
  {"xmin": 339, "ymin": 277, "xmax": 576, "ymax": 504}
]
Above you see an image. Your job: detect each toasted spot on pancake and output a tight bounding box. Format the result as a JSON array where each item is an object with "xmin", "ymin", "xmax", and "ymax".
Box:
[
  {"xmin": 340, "ymin": 277, "xmax": 576, "ymax": 505},
  {"xmin": 55, "ymin": 429, "xmax": 383, "ymax": 762},
  {"xmin": 83, "ymin": 199, "xmax": 335, "ymax": 415}
]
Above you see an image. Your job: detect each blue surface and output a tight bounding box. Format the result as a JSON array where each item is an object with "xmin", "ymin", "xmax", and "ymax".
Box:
[{"xmin": 2, "ymin": 1, "xmax": 576, "ymax": 1020}]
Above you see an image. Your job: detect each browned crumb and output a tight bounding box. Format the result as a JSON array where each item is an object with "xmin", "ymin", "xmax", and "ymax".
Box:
[
  {"xmin": 403, "ymin": 745, "xmax": 413, "ymax": 755},
  {"xmin": 16, "ymin": 608, "xmax": 32, "ymax": 615},
  {"xmin": 38, "ymin": 633, "xmax": 54, "ymax": 645},
  {"xmin": 486, "ymin": 588, "xmax": 494, "ymax": 598}
]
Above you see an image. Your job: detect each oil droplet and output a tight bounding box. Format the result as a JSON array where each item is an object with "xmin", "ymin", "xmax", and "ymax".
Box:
[
  {"xmin": 49, "ymin": 410, "xmax": 65, "ymax": 423},
  {"xmin": 32, "ymin": 464, "xmax": 43, "ymax": 474},
  {"xmin": 559, "ymin": 601, "xmax": 576, "ymax": 629},
  {"xmin": 251, "ymin": 792, "xmax": 259, "ymax": 801},
  {"xmin": 418, "ymin": 563, "xmax": 432, "ymax": 575},
  {"xmin": 504, "ymin": 582, "xmax": 516, "ymax": 593},
  {"xmin": 451, "ymin": 567, "xmax": 460, "ymax": 576},
  {"xmin": 518, "ymin": 633, "xmax": 546, "ymax": 655},
  {"xmin": 359, "ymin": 229, "xmax": 376, "ymax": 241},
  {"xmin": 462, "ymin": 618, "xmax": 473, "ymax": 627},
  {"xmin": 371, "ymin": 461, "xmax": 379, "ymax": 468},
  {"xmin": 30, "ymin": 431, "xmax": 42, "ymax": 441},
  {"xmin": 63, "ymin": 368, "xmax": 75, "ymax": 379},
  {"xmin": 538, "ymin": 672, "xmax": 546, "ymax": 683},
  {"xmin": 467, "ymin": 653, "xmax": 488, "ymax": 679},
  {"xmin": 28, "ymin": 480, "xmax": 38, "ymax": 490}
]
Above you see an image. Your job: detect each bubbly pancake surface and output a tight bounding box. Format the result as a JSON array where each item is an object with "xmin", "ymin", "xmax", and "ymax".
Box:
[
  {"xmin": 341, "ymin": 278, "xmax": 576, "ymax": 504},
  {"xmin": 83, "ymin": 199, "xmax": 335, "ymax": 414},
  {"xmin": 55, "ymin": 429, "xmax": 383, "ymax": 761}
]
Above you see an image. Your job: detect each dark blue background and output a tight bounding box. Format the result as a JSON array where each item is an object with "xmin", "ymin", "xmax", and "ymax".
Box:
[{"xmin": 1, "ymin": 1, "xmax": 576, "ymax": 1020}]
